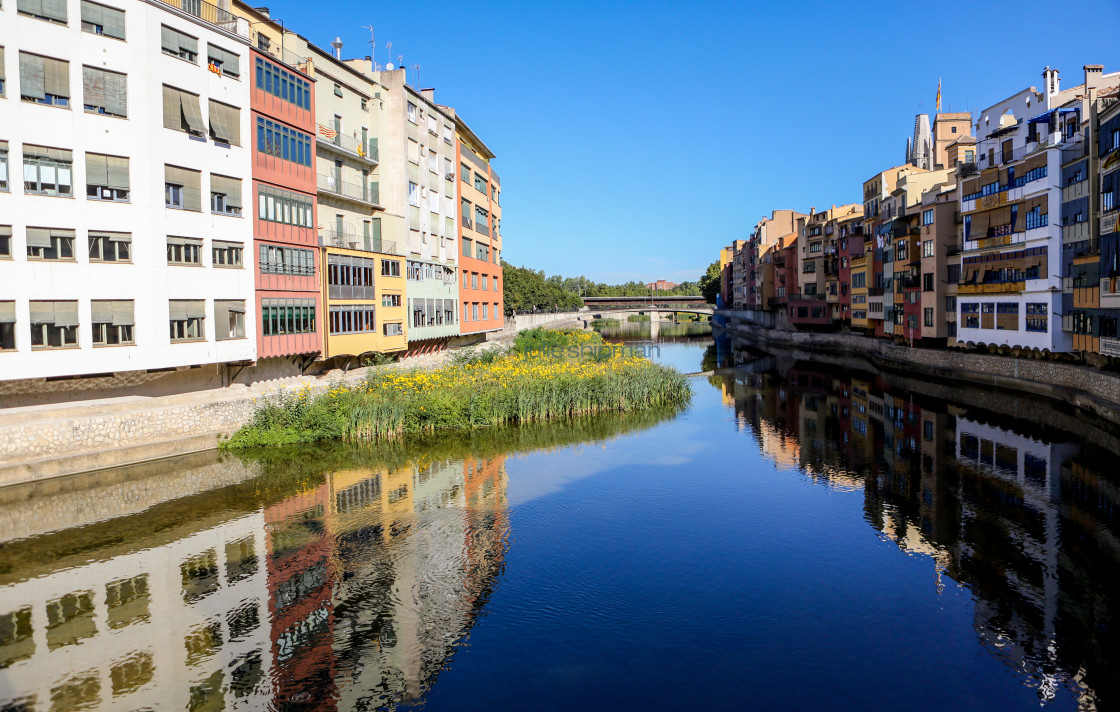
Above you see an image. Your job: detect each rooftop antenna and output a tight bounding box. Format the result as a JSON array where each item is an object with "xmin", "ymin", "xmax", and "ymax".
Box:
[
  {"xmin": 330, "ymin": 36, "xmax": 343, "ymax": 60},
  {"xmin": 362, "ymin": 24, "xmax": 374, "ymax": 68},
  {"xmin": 411, "ymin": 63, "xmax": 421, "ymax": 87}
]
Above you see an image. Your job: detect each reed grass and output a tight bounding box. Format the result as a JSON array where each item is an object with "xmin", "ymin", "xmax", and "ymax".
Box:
[{"xmin": 223, "ymin": 329, "xmax": 691, "ymax": 448}]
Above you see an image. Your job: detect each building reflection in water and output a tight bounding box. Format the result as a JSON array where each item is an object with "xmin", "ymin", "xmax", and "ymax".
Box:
[
  {"xmin": 712, "ymin": 349, "xmax": 1120, "ymax": 710},
  {"xmin": 0, "ymin": 446, "xmax": 510, "ymax": 712}
]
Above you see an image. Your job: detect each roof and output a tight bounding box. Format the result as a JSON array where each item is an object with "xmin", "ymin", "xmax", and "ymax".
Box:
[{"xmin": 948, "ymin": 135, "xmax": 977, "ymax": 146}]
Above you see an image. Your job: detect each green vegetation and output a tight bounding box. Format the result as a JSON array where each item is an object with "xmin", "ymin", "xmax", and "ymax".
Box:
[
  {"xmin": 627, "ymin": 315, "xmax": 651, "ymax": 322},
  {"xmin": 697, "ymin": 260, "xmax": 722, "ymax": 304},
  {"xmin": 589, "ymin": 318, "xmax": 620, "ymax": 327},
  {"xmin": 223, "ymin": 329, "xmax": 691, "ymax": 449},
  {"xmin": 502, "ymin": 261, "xmax": 708, "ymax": 315}
]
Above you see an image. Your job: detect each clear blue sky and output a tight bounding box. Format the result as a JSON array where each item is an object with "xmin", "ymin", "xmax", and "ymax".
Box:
[{"xmin": 269, "ymin": 0, "xmax": 1120, "ymax": 284}]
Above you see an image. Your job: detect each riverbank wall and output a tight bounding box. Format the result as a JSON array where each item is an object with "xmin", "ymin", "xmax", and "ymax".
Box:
[{"xmin": 717, "ymin": 313, "xmax": 1120, "ymax": 427}]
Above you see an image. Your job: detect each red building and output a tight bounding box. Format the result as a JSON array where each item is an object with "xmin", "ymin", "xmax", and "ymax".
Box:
[
  {"xmin": 837, "ymin": 217, "xmax": 863, "ymax": 323},
  {"xmin": 251, "ymin": 48, "xmax": 322, "ymax": 367}
]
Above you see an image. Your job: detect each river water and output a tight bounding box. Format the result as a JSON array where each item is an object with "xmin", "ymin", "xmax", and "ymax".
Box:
[{"xmin": 1, "ymin": 328, "xmax": 1118, "ymax": 711}]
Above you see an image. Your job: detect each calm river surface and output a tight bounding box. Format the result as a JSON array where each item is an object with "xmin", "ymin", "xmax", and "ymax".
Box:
[{"xmin": 2, "ymin": 329, "xmax": 1119, "ymax": 711}]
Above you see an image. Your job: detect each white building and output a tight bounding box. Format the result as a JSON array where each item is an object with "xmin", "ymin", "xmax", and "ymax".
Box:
[
  {"xmin": 0, "ymin": 0, "xmax": 255, "ymax": 384},
  {"xmin": 956, "ymin": 66, "xmax": 1120, "ymax": 352}
]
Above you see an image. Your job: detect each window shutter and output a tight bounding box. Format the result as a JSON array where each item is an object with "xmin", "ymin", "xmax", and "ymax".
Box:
[
  {"xmin": 103, "ymin": 69, "xmax": 126, "ymax": 117},
  {"xmin": 161, "ymin": 26, "xmax": 177, "ymax": 53},
  {"xmin": 186, "ymin": 300, "xmax": 206, "ymax": 318},
  {"xmin": 213, "ymin": 240, "xmax": 241, "ymax": 250},
  {"xmin": 43, "ymin": 56, "xmax": 69, "ymax": 98},
  {"xmin": 85, "ymin": 153, "xmax": 109, "ymax": 187},
  {"xmin": 112, "ymin": 300, "xmax": 134, "ymax": 326},
  {"xmin": 208, "ymin": 101, "xmax": 239, "ymax": 145},
  {"xmin": 166, "ymin": 236, "xmax": 201, "ymax": 246},
  {"xmin": 169, "ymin": 300, "xmax": 187, "ymax": 320},
  {"xmin": 17, "ymin": 0, "xmax": 45, "ymax": 17},
  {"xmin": 214, "ymin": 301, "xmax": 231, "ymax": 338},
  {"xmin": 19, "ymin": 52, "xmax": 46, "ymax": 100},
  {"xmin": 0, "ymin": 302, "xmax": 15, "ymax": 324},
  {"xmin": 80, "ymin": 0, "xmax": 103, "ymax": 28},
  {"xmin": 83, "ymin": 66, "xmax": 106, "ymax": 110},
  {"xmin": 180, "ymin": 92, "xmax": 205, "ymax": 134},
  {"xmin": 91, "ymin": 300, "xmax": 113, "ymax": 323},
  {"xmin": 29, "ymin": 301, "xmax": 55, "ymax": 324},
  {"xmin": 162, "ymin": 86, "xmax": 179, "ymax": 129},
  {"xmin": 25, "ymin": 228, "xmax": 53, "ymax": 248},
  {"xmin": 106, "ymin": 156, "xmax": 128, "ymax": 190},
  {"xmin": 40, "ymin": 0, "xmax": 67, "ymax": 21},
  {"xmin": 211, "ymin": 175, "xmax": 241, "ymax": 208},
  {"xmin": 94, "ymin": 3, "xmax": 126, "ymax": 39},
  {"xmin": 207, "ymin": 45, "xmax": 239, "ymax": 77},
  {"xmin": 0, "ymin": 48, "xmax": 6, "ymax": 84},
  {"xmin": 53, "ymin": 301, "xmax": 79, "ymax": 327}
]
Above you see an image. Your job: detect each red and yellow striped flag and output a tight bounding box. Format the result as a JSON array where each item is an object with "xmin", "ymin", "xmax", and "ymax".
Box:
[{"xmin": 936, "ymin": 78, "xmax": 941, "ymax": 112}]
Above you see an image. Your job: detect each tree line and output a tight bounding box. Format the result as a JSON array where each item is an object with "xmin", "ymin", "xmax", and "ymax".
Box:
[{"xmin": 502, "ymin": 261, "xmax": 719, "ymax": 315}]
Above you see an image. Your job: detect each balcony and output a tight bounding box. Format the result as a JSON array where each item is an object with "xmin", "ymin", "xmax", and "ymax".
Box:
[
  {"xmin": 317, "ymin": 128, "xmax": 378, "ymax": 164},
  {"xmin": 156, "ymin": 0, "xmax": 248, "ymax": 36},
  {"xmin": 1062, "ymin": 221, "xmax": 1091, "ymax": 244},
  {"xmin": 318, "ymin": 174, "xmax": 381, "ymax": 208},
  {"xmin": 1062, "ymin": 180, "xmax": 1088, "ymax": 203},
  {"xmin": 321, "ymin": 226, "xmax": 400, "ymax": 255},
  {"xmin": 1102, "ymin": 337, "xmax": 1120, "ymax": 358},
  {"xmin": 1101, "ymin": 277, "xmax": 1120, "ymax": 309},
  {"xmin": 1102, "ymin": 211, "xmax": 1118, "ymax": 236}
]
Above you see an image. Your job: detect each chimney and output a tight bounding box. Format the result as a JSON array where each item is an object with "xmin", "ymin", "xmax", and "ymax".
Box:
[
  {"xmin": 331, "ymin": 37, "xmax": 343, "ymax": 60},
  {"xmin": 1042, "ymin": 66, "xmax": 1061, "ymax": 106},
  {"xmin": 1084, "ymin": 64, "xmax": 1104, "ymax": 101},
  {"xmin": 253, "ymin": 6, "xmax": 270, "ymax": 18},
  {"xmin": 421, "ymin": 88, "xmax": 435, "ymax": 102}
]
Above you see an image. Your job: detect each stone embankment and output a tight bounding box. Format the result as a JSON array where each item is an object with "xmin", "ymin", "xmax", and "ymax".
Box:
[{"xmin": 717, "ymin": 312, "xmax": 1120, "ymax": 427}]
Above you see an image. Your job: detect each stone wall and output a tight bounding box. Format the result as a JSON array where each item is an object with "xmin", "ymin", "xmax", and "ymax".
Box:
[{"xmin": 718, "ymin": 314, "xmax": 1120, "ymax": 426}]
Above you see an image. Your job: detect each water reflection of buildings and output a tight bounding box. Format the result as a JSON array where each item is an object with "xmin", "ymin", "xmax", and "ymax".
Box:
[
  {"xmin": 717, "ymin": 359, "xmax": 1120, "ymax": 709},
  {"xmin": 0, "ymin": 450, "xmax": 509, "ymax": 711}
]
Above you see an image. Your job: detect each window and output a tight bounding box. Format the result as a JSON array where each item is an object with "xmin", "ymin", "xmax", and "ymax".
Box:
[
  {"xmin": 85, "ymin": 153, "xmax": 129, "ymax": 201},
  {"xmin": 329, "ymin": 304, "xmax": 376, "ymax": 334},
  {"xmin": 91, "ymin": 300, "xmax": 134, "ymax": 345},
  {"xmin": 169, "ymin": 300, "xmax": 205, "ymax": 341},
  {"xmin": 0, "ymin": 301, "xmax": 14, "ymax": 350},
  {"xmin": 462, "ymin": 237, "xmax": 472, "ymax": 257},
  {"xmin": 482, "ymin": 303, "xmax": 489, "ymax": 320},
  {"xmin": 212, "ymin": 241, "xmax": 242, "ymax": 267},
  {"xmin": 493, "ymin": 275, "xmax": 499, "ymax": 291},
  {"xmin": 382, "ymin": 293, "xmax": 401, "ymax": 307},
  {"xmin": 160, "ymin": 26, "xmax": 198, "ymax": 63},
  {"xmin": 380, "ymin": 259, "xmax": 400, "ymax": 277},
  {"xmin": 256, "ymin": 118, "xmax": 312, "ymax": 166},
  {"xmin": 947, "ymin": 264, "xmax": 960, "ymax": 284},
  {"xmin": 809, "ymin": 241, "xmax": 823, "ymax": 254},
  {"xmin": 81, "ymin": 1, "xmax": 124, "ymax": 38},
  {"xmin": 254, "ymin": 57, "xmax": 310, "ymax": 110},
  {"xmin": 23, "ymin": 145, "xmax": 73, "ymax": 196},
  {"xmin": 475, "ymin": 206, "xmax": 489, "ymax": 234},
  {"xmin": 30, "ymin": 300, "xmax": 79, "ymax": 348},
  {"xmin": 0, "ymin": 142, "xmax": 7, "ymax": 190},
  {"xmin": 167, "ymin": 237, "xmax": 202, "ymax": 265},
  {"xmin": 259, "ymin": 244, "xmax": 314, "ymax": 276},
  {"xmin": 261, "ymin": 298, "xmax": 316, "ymax": 336},
  {"xmin": 163, "ymin": 86, "xmax": 204, "ymax": 136},
  {"xmin": 89, "ymin": 231, "xmax": 130, "ymax": 262},
  {"xmin": 165, "ymin": 165, "xmax": 201, "ymax": 210},
  {"xmin": 208, "ymin": 100, "xmax": 240, "ymax": 145},
  {"xmin": 1025, "ymin": 303, "xmax": 1048, "ymax": 332},
  {"xmin": 82, "ymin": 66, "xmax": 127, "ymax": 117},
  {"xmin": 26, "ymin": 227, "xmax": 75, "ymax": 260},
  {"xmin": 18, "ymin": 0, "xmax": 67, "ymax": 22},
  {"xmin": 472, "ymin": 303, "xmax": 479, "ymax": 320},
  {"xmin": 924, "ymin": 308, "xmax": 934, "ymax": 327},
  {"xmin": 460, "ymin": 163, "xmax": 471, "ymax": 183},
  {"xmin": 945, "ymin": 296, "xmax": 956, "ymax": 312},
  {"xmin": 408, "ymin": 181, "xmax": 419, "ymax": 206},
  {"xmin": 205, "ymin": 43, "xmax": 239, "ymax": 78},
  {"xmin": 214, "ymin": 300, "xmax": 245, "ymax": 340},
  {"xmin": 407, "ymin": 102, "xmax": 417, "ymax": 123},
  {"xmin": 471, "ymin": 272, "xmax": 479, "ymax": 289},
  {"xmin": 0, "ymin": 226, "xmax": 10, "ymax": 258},
  {"xmin": 922, "ymin": 240, "xmax": 934, "ymax": 257},
  {"xmin": 480, "ymin": 273, "xmax": 488, "ymax": 291},
  {"xmin": 383, "ymin": 322, "xmax": 403, "ymax": 336},
  {"xmin": 210, "ymin": 175, "xmax": 242, "ymax": 215},
  {"xmin": 258, "ymin": 186, "xmax": 313, "ymax": 227},
  {"xmin": 474, "ymin": 172, "xmax": 488, "ymax": 193},
  {"xmin": 476, "ymin": 243, "xmax": 490, "ymax": 261},
  {"xmin": 923, "ymin": 273, "xmax": 934, "ymax": 291}
]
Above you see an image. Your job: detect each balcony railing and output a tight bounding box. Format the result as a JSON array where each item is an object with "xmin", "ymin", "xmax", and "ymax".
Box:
[
  {"xmin": 321, "ymin": 226, "xmax": 400, "ymax": 255},
  {"xmin": 317, "ymin": 128, "xmax": 379, "ymax": 163},
  {"xmin": 1062, "ymin": 180, "xmax": 1088, "ymax": 203},
  {"xmin": 1102, "ymin": 337, "xmax": 1120, "ymax": 358},
  {"xmin": 788, "ymin": 293, "xmax": 826, "ymax": 302},
  {"xmin": 156, "ymin": 0, "xmax": 248, "ymax": 36},
  {"xmin": 318, "ymin": 174, "xmax": 380, "ymax": 206},
  {"xmin": 1062, "ymin": 221, "xmax": 1091, "ymax": 243}
]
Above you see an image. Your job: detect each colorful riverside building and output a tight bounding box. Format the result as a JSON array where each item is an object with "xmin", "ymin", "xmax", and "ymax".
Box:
[
  {"xmin": 957, "ymin": 66, "xmax": 1120, "ymax": 353},
  {"xmin": 452, "ymin": 113, "xmax": 504, "ymax": 336},
  {"xmin": 0, "ymin": 0, "xmax": 257, "ymax": 401},
  {"xmin": 234, "ymin": 7, "xmax": 323, "ymax": 371}
]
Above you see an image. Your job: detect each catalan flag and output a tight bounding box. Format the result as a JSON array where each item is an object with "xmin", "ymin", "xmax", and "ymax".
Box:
[
  {"xmin": 936, "ymin": 78, "xmax": 941, "ymax": 112},
  {"xmin": 318, "ymin": 124, "xmax": 337, "ymax": 139}
]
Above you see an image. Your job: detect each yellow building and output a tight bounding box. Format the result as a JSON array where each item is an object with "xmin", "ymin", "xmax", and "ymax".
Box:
[{"xmin": 320, "ymin": 247, "xmax": 407, "ymax": 359}]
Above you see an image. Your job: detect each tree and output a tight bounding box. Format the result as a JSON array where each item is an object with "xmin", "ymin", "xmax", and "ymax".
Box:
[{"xmin": 697, "ymin": 260, "xmax": 722, "ymax": 304}]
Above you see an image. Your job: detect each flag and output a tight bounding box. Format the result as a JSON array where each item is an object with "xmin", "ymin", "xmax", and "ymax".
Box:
[
  {"xmin": 936, "ymin": 78, "xmax": 941, "ymax": 112},
  {"xmin": 208, "ymin": 62, "xmax": 223, "ymax": 77},
  {"xmin": 318, "ymin": 124, "xmax": 337, "ymax": 139}
]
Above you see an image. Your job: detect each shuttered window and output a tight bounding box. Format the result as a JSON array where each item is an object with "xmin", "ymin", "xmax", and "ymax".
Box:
[
  {"xmin": 0, "ymin": 225, "xmax": 11, "ymax": 259},
  {"xmin": 169, "ymin": 300, "xmax": 206, "ymax": 342},
  {"xmin": 91, "ymin": 300, "xmax": 135, "ymax": 345},
  {"xmin": 88, "ymin": 231, "xmax": 131, "ymax": 262},
  {"xmin": 85, "ymin": 153, "xmax": 129, "ymax": 201},
  {"xmin": 166, "ymin": 236, "xmax": 202, "ymax": 264},
  {"xmin": 209, "ymin": 174, "xmax": 241, "ymax": 215},
  {"xmin": 162, "ymin": 85, "xmax": 204, "ymax": 135},
  {"xmin": 30, "ymin": 301, "xmax": 79, "ymax": 349},
  {"xmin": 0, "ymin": 300, "xmax": 14, "ymax": 351},
  {"xmin": 82, "ymin": 66, "xmax": 126, "ymax": 117},
  {"xmin": 18, "ymin": 0, "xmax": 67, "ymax": 23},
  {"xmin": 160, "ymin": 26, "xmax": 197, "ymax": 63},
  {"xmin": 0, "ymin": 48, "xmax": 6, "ymax": 98},
  {"xmin": 19, "ymin": 52, "xmax": 69, "ymax": 106},
  {"xmin": 23, "ymin": 145, "xmax": 73, "ymax": 197},
  {"xmin": 80, "ymin": 1, "xmax": 125, "ymax": 39},
  {"xmin": 26, "ymin": 227, "xmax": 75, "ymax": 260},
  {"xmin": 207, "ymin": 100, "xmax": 240, "ymax": 146},
  {"xmin": 206, "ymin": 44, "xmax": 239, "ymax": 79},
  {"xmin": 164, "ymin": 165, "xmax": 201, "ymax": 211},
  {"xmin": 214, "ymin": 300, "xmax": 246, "ymax": 340}
]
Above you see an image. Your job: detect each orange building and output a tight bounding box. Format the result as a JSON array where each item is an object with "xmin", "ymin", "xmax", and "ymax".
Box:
[{"xmin": 453, "ymin": 115, "xmax": 504, "ymax": 335}]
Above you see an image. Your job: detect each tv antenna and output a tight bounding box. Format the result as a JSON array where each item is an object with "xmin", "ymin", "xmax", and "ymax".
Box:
[
  {"xmin": 411, "ymin": 64, "xmax": 421, "ymax": 87},
  {"xmin": 361, "ymin": 25, "xmax": 374, "ymax": 67}
]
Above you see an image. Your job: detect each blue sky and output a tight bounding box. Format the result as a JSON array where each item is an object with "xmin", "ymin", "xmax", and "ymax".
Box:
[{"xmin": 271, "ymin": 0, "xmax": 1120, "ymax": 283}]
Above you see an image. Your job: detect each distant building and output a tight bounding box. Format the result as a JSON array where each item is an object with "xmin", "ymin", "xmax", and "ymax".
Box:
[{"xmin": 646, "ymin": 280, "xmax": 678, "ymax": 291}]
